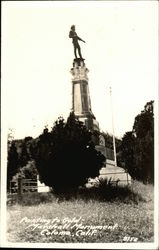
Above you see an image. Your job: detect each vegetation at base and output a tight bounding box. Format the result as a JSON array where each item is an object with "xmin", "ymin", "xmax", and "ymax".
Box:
[
  {"xmin": 8, "ymin": 179, "xmax": 145, "ymax": 206},
  {"xmin": 7, "ymin": 181, "xmax": 154, "ymax": 243}
]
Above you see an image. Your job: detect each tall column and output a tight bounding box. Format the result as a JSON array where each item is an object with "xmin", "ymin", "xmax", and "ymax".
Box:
[{"xmin": 70, "ymin": 58, "xmax": 99, "ymax": 131}]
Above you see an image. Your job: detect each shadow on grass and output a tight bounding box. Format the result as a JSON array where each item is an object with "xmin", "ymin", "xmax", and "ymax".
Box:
[
  {"xmin": 53, "ymin": 183, "xmax": 145, "ymax": 205},
  {"xmin": 7, "ymin": 179, "xmax": 146, "ymax": 206}
]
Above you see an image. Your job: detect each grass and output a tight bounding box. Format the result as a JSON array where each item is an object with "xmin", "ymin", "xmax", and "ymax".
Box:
[{"xmin": 7, "ymin": 180, "xmax": 154, "ymax": 243}]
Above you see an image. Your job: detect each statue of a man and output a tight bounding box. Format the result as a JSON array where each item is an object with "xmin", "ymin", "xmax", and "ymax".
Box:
[{"xmin": 69, "ymin": 25, "xmax": 86, "ymax": 59}]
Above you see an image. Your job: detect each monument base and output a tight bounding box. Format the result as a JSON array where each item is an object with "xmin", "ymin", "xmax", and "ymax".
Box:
[
  {"xmin": 87, "ymin": 160, "xmax": 131, "ymax": 187},
  {"xmin": 99, "ymin": 159, "xmax": 131, "ymax": 186},
  {"xmin": 89, "ymin": 144, "xmax": 132, "ymax": 187}
]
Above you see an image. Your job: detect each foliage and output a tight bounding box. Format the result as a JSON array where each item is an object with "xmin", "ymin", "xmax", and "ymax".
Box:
[
  {"xmin": 7, "ymin": 142, "xmax": 19, "ymax": 189},
  {"xmin": 18, "ymin": 141, "xmax": 30, "ymax": 168},
  {"xmin": 12, "ymin": 160, "xmax": 38, "ymax": 181},
  {"xmin": 31, "ymin": 112, "xmax": 105, "ymax": 192},
  {"xmin": 101, "ymin": 132, "xmax": 121, "ymax": 150},
  {"xmin": 7, "ymin": 137, "xmax": 34, "ymax": 189},
  {"xmin": 7, "ymin": 128, "xmax": 14, "ymax": 147},
  {"xmin": 119, "ymin": 132, "xmax": 136, "ymax": 176},
  {"xmin": 120, "ymin": 101, "xmax": 154, "ymax": 183}
]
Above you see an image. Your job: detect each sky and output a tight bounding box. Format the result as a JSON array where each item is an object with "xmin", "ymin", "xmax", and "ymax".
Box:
[{"xmin": 2, "ymin": 1, "xmax": 158, "ymax": 140}]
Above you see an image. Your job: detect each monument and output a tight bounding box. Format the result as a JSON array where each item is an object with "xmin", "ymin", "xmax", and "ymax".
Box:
[{"xmin": 69, "ymin": 26, "xmax": 131, "ymax": 185}]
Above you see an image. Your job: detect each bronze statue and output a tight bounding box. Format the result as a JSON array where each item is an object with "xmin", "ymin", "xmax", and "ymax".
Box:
[{"xmin": 69, "ymin": 25, "xmax": 85, "ymax": 59}]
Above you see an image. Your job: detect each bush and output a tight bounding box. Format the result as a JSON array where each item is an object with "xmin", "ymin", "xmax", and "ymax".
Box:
[{"xmin": 31, "ymin": 112, "xmax": 105, "ymax": 193}]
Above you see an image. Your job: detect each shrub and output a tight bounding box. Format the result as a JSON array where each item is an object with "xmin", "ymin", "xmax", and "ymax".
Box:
[{"xmin": 31, "ymin": 112, "xmax": 105, "ymax": 193}]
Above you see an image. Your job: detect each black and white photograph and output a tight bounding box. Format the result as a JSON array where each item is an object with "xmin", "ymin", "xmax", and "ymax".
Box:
[{"xmin": 1, "ymin": 1, "xmax": 158, "ymax": 249}]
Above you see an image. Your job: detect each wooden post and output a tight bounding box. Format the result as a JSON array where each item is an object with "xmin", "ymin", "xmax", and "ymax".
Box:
[
  {"xmin": 9, "ymin": 180, "xmax": 11, "ymax": 194},
  {"xmin": 18, "ymin": 177, "xmax": 23, "ymax": 196}
]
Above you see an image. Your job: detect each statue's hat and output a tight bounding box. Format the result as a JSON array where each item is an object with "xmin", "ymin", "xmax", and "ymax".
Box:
[{"xmin": 71, "ymin": 25, "xmax": 75, "ymax": 29}]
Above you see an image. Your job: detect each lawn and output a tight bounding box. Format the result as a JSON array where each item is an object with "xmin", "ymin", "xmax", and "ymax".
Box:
[{"xmin": 7, "ymin": 181, "xmax": 154, "ymax": 243}]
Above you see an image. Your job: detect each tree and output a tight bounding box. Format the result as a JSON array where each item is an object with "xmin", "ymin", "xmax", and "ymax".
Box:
[
  {"xmin": 7, "ymin": 142, "xmax": 19, "ymax": 190},
  {"xmin": 120, "ymin": 101, "xmax": 154, "ymax": 183},
  {"xmin": 7, "ymin": 128, "xmax": 14, "ymax": 148},
  {"xmin": 32, "ymin": 112, "xmax": 105, "ymax": 192},
  {"xmin": 18, "ymin": 142, "xmax": 30, "ymax": 168},
  {"xmin": 119, "ymin": 131, "xmax": 137, "ymax": 177},
  {"xmin": 133, "ymin": 101, "xmax": 154, "ymax": 183},
  {"xmin": 7, "ymin": 137, "xmax": 34, "ymax": 188},
  {"xmin": 12, "ymin": 160, "xmax": 38, "ymax": 181},
  {"xmin": 133, "ymin": 101, "xmax": 154, "ymax": 139}
]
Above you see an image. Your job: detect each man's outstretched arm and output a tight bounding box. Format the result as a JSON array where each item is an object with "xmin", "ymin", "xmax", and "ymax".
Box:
[{"xmin": 77, "ymin": 36, "xmax": 86, "ymax": 43}]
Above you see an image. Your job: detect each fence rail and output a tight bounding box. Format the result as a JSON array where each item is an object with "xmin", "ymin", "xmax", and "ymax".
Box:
[
  {"xmin": 100, "ymin": 171, "xmax": 127, "ymax": 175},
  {"xmin": 9, "ymin": 178, "xmax": 38, "ymax": 194}
]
